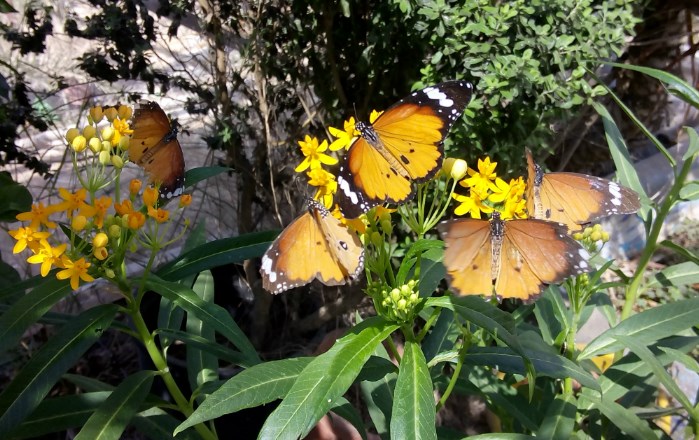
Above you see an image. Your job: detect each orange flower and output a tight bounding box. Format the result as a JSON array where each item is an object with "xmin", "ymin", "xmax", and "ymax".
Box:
[
  {"xmin": 57, "ymin": 257, "xmax": 94, "ymax": 290},
  {"xmin": 16, "ymin": 202, "xmax": 58, "ymax": 229}
]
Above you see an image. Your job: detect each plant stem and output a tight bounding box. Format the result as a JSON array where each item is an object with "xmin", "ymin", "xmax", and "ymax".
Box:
[{"xmin": 437, "ymin": 342, "xmax": 467, "ymax": 411}]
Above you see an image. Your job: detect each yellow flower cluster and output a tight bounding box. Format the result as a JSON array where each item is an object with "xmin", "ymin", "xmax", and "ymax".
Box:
[
  {"xmin": 9, "ymin": 105, "xmax": 193, "ymax": 291},
  {"xmin": 451, "ymin": 157, "xmax": 527, "ymax": 220}
]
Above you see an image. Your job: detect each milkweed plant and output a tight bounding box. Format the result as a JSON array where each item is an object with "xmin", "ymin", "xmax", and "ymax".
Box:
[{"xmin": 1, "ymin": 66, "xmax": 699, "ymax": 439}]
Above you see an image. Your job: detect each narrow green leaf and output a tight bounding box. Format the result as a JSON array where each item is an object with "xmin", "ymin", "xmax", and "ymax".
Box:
[
  {"xmin": 155, "ymin": 329, "xmax": 246, "ymax": 364},
  {"xmin": 679, "ymin": 182, "xmax": 699, "ymax": 200},
  {"xmin": 592, "ymin": 101, "xmax": 649, "ymax": 207},
  {"xmin": 145, "ymin": 275, "xmax": 259, "ymax": 365},
  {"xmin": 187, "ymin": 271, "xmax": 218, "ymax": 391},
  {"xmin": 537, "ymin": 395, "xmax": 576, "ymax": 440},
  {"xmin": 184, "ymin": 166, "xmax": 231, "ymax": 188},
  {"xmin": 258, "ymin": 317, "xmax": 399, "ymax": 439},
  {"xmin": 647, "ymin": 261, "xmax": 699, "ymax": 288},
  {"xmin": 464, "ymin": 346, "xmax": 599, "ymax": 391},
  {"xmin": 0, "ymin": 305, "xmax": 117, "ymax": 434},
  {"xmin": 359, "ymin": 343, "xmax": 395, "ymax": 439},
  {"xmin": 7, "ymin": 392, "xmax": 110, "ymax": 438},
  {"xmin": 534, "ymin": 286, "xmax": 571, "ymax": 345},
  {"xmin": 156, "ymin": 231, "xmax": 277, "ymax": 281},
  {"xmin": 74, "ymin": 371, "xmax": 156, "ymax": 440},
  {"xmin": 0, "ymin": 277, "xmax": 71, "ymax": 354},
  {"xmin": 581, "ymin": 390, "xmax": 656, "ymax": 439},
  {"xmin": 132, "ymin": 407, "xmax": 199, "ymax": 440},
  {"xmin": 330, "ymin": 397, "xmax": 368, "ymax": 440},
  {"xmin": 614, "ymin": 335, "xmax": 694, "ymax": 412},
  {"xmin": 660, "ymin": 240, "xmax": 699, "ymax": 265},
  {"xmin": 578, "ymin": 298, "xmax": 699, "ymax": 359},
  {"xmin": 683, "ymin": 126, "xmax": 699, "ymax": 160},
  {"xmin": 390, "ymin": 341, "xmax": 436, "ymax": 440},
  {"xmin": 422, "ymin": 309, "xmax": 458, "ymax": 363},
  {"xmin": 418, "ymin": 248, "xmax": 446, "ymax": 297},
  {"xmin": 175, "ymin": 357, "xmax": 312, "ymax": 433},
  {"xmin": 466, "ymin": 434, "xmax": 536, "ymax": 439},
  {"xmin": 658, "ymin": 346, "xmax": 699, "ymax": 373}
]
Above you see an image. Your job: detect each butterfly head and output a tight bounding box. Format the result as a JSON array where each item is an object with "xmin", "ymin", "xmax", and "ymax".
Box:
[{"xmin": 355, "ymin": 121, "xmax": 379, "ymax": 146}]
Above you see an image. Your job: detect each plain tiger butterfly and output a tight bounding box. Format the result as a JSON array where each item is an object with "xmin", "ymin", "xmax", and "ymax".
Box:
[
  {"xmin": 260, "ymin": 199, "xmax": 364, "ymax": 294},
  {"xmin": 336, "ymin": 80, "xmax": 473, "ymax": 218},
  {"xmin": 438, "ymin": 211, "xmax": 590, "ymax": 300},
  {"xmin": 525, "ymin": 148, "xmax": 640, "ymax": 232},
  {"xmin": 129, "ymin": 101, "xmax": 186, "ymax": 200}
]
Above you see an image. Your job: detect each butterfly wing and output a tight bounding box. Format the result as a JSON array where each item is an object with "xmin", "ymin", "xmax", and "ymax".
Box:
[
  {"xmin": 526, "ymin": 149, "xmax": 640, "ymax": 232},
  {"xmin": 260, "ymin": 201, "xmax": 364, "ymax": 294},
  {"xmin": 495, "ymin": 219, "xmax": 590, "ymax": 300},
  {"xmin": 438, "ymin": 218, "xmax": 494, "ymax": 296},
  {"xmin": 337, "ymin": 81, "xmax": 473, "ymax": 218},
  {"xmin": 130, "ymin": 102, "xmax": 185, "ymax": 200}
]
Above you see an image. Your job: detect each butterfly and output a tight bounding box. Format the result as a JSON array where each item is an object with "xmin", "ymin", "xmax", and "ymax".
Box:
[
  {"xmin": 260, "ymin": 199, "xmax": 364, "ymax": 294},
  {"xmin": 525, "ymin": 149, "xmax": 640, "ymax": 232},
  {"xmin": 438, "ymin": 211, "xmax": 590, "ymax": 300},
  {"xmin": 129, "ymin": 101, "xmax": 186, "ymax": 200},
  {"xmin": 336, "ymin": 80, "xmax": 473, "ymax": 218}
]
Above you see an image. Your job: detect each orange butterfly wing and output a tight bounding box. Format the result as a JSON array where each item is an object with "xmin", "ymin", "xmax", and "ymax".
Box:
[
  {"xmin": 130, "ymin": 102, "xmax": 185, "ymax": 200},
  {"xmin": 496, "ymin": 219, "xmax": 590, "ymax": 300},
  {"xmin": 438, "ymin": 218, "xmax": 494, "ymax": 296},
  {"xmin": 337, "ymin": 81, "xmax": 473, "ymax": 218},
  {"xmin": 525, "ymin": 149, "xmax": 639, "ymax": 232},
  {"xmin": 260, "ymin": 200, "xmax": 364, "ymax": 294}
]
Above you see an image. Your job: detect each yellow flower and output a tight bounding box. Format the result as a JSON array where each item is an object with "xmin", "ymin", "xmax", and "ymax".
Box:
[
  {"xmin": 93, "ymin": 232, "xmax": 109, "ymax": 248},
  {"xmin": 111, "ymin": 117, "xmax": 133, "ymax": 145},
  {"xmin": 331, "ymin": 206, "xmax": 367, "ymax": 235},
  {"xmin": 126, "ymin": 211, "xmax": 146, "ymax": 230},
  {"xmin": 294, "ymin": 136, "xmax": 337, "ymax": 172},
  {"xmin": 501, "ymin": 197, "xmax": 527, "ymax": 220},
  {"xmin": 328, "ymin": 117, "xmax": 359, "ymax": 151},
  {"xmin": 72, "ymin": 215, "xmax": 88, "ymax": 231},
  {"xmin": 114, "ymin": 200, "xmax": 134, "ymax": 216},
  {"xmin": 452, "ymin": 191, "xmax": 492, "ymax": 219},
  {"xmin": 8, "ymin": 226, "xmax": 51, "ymax": 254},
  {"xmin": 307, "ymin": 168, "xmax": 337, "ymax": 208},
  {"xmin": 71, "ymin": 135, "xmax": 87, "ymax": 153},
  {"xmin": 93, "ymin": 247, "xmax": 108, "ymax": 260},
  {"xmin": 142, "ymin": 187, "xmax": 159, "ymax": 208},
  {"xmin": 57, "ymin": 257, "xmax": 95, "ymax": 290},
  {"xmin": 369, "ymin": 110, "xmax": 383, "ymax": 123},
  {"xmin": 129, "ymin": 179, "xmax": 142, "ymax": 195},
  {"xmin": 147, "ymin": 206, "xmax": 170, "ymax": 223},
  {"xmin": 488, "ymin": 177, "xmax": 512, "ymax": 203},
  {"xmin": 55, "ymin": 188, "xmax": 97, "ymax": 219},
  {"xmin": 179, "ymin": 194, "xmax": 192, "ymax": 208},
  {"xmin": 460, "ymin": 157, "xmax": 498, "ymax": 197},
  {"xmin": 92, "ymin": 196, "xmax": 112, "ymax": 228},
  {"xmin": 16, "ymin": 202, "xmax": 57, "ymax": 229},
  {"xmin": 27, "ymin": 240, "xmax": 66, "ymax": 277}
]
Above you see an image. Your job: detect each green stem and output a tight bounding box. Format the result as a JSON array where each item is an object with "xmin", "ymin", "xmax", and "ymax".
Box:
[
  {"xmin": 385, "ymin": 335, "xmax": 402, "ymax": 364},
  {"xmin": 416, "ymin": 307, "xmax": 440, "ymax": 342},
  {"xmin": 437, "ymin": 342, "xmax": 467, "ymax": 411},
  {"xmin": 129, "ymin": 305, "xmax": 217, "ymax": 440},
  {"xmin": 621, "ymin": 154, "xmax": 694, "ymax": 320}
]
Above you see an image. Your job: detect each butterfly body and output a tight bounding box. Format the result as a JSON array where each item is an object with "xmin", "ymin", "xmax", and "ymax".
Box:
[
  {"xmin": 130, "ymin": 102, "xmax": 185, "ymax": 200},
  {"xmin": 260, "ymin": 199, "xmax": 364, "ymax": 294},
  {"xmin": 438, "ymin": 212, "xmax": 589, "ymax": 300},
  {"xmin": 337, "ymin": 81, "xmax": 473, "ymax": 218},
  {"xmin": 525, "ymin": 149, "xmax": 639, "ymax": 232}
]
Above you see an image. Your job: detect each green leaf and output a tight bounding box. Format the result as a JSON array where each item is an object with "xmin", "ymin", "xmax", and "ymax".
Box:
[
  {"xmin": 184, "ymin": 166, "xmax": 231, "ymax": 189},
  {"xmin": 258, "ymin": 317, "xmax": 399, "ymax": 439},
  {"xmin": 186, "ymin": 271, "xmax": 218, "ymax": 391},
  {"xmin": 648, "ymin": 261, "xmax": 699, "ymax": 288},
  {"xmin": 537, "ymin": 395, "xmax": 576, "ymax": 440},
  {"xmin": 465, "ymin": 434, "xmax": 536, "ymax": 439},
  {"xmin": 390, "ymin": 341, "xmax": 436, "ymax": 440},
  {"xmin": 683, "ymin": 126, "xmax": 699, "ymax": 160},
  {"xmin": 464, "ymin": 346, "xmax": 600, "ymax": 391},
  {"xmin": 422, "ymin": 308, "xmax": 458, "ymax": 363},
  {"xmin": 131, "ymin": 407, "xmax": 200, "ymax": 440},
  {"xmin": 0, "ymin": 305, "xmax": 117, "ymax": 434},
  {"xmin": 359, "ymin": 343, "xmax": 396, "ymax": 439},
  {"xmin": 533, "ymin": 286, "xmax": 571, "ymax": 345},
  {"xmin": 679, "ymin": 182, "xmax": 699, "ymax": 200},
  {"xmin": 74, "ymin": 371, "xmax": 156, "ymax": 440},
  {"xmin": 155, "ymin": 329, "xmax": 247, "ymax": 364},
  {"xmin": 156, "ymin": 231, "xmax": 277, "ymax": 281},
  {"xmin": 578, "ymin": 298, "xmax": 699, "ymax": 359},
  {"xmin": 580, "ymin": 390, "xmax": 656, "ymax": 439},
  {"xmin": 0, "ymin": 0, "xmax": 18, "ymax": 13},
  {"xmin": 0, "ymin": 277, "xmax": 71, "ymax": 354},
  {"xmin": 7, "ymin": 392, "xmax": 111, "ymax": 438},
  {"xmin": 175, "ymin": 357, "xmax": 312, "ymax": 433},
  {"xmin": 330, "ymin": 397, "xmax": 368, "ymax": 440},
  {"xmin": 418, "ymin": 248, "xmax": 446, "ymax": 297},
  {"xmin": 144, "ymin": 275, "xmax": 259, "ymax": 365},
  {"xmin": 614, "ymin": 335, "xmax": 694, "ymax": 413},
  {"xmin": 0, "ymin": 171, "xmax": 32, "ymax": 221},
  {"xmin": 592, "ymin": 101, "xmax": 649, "ymax": 209}
]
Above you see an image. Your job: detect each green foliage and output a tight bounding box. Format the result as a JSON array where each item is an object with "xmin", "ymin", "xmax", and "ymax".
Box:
[{"xmin": 413, "ymin": 0, "xmax": 639, "ymax": 169}]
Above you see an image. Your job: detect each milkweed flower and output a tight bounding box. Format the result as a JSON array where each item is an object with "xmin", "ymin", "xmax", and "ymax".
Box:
[
  {"xmin": 452, "ymin": 190, "xmax": 492, "ymax": 219},
  {"xmin": 307, "ymin": 168, "xmax": 337, "ymax": 209},
  {"xmin": 295, "ymin": 136, "xmax": 337, "ymax": 172},
  {"xmin": 27, "ymin": 240, "xmax": 66, "ymax": 277},
  {"xmin": 9, "ymin": 226, "xmax": 51, "ymax": 254},
  {"xmin": 16, "ymin": 202, "xmax": 58, "ymax": 229},
  {"xmin": 56, "ymin": 257, "xmax": 94, "ymax": 290},
  {"xmin": 328, "ymin": 117, "xmax": 359, "ymax": 151}
]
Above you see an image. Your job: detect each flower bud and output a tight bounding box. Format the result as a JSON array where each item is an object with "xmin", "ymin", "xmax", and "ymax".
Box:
[
  {"xmin": 65, "ymin": 128, "xmax": 80, "ymax": 143},
  {"xmin": 130, "ymin": 179, "xmax": 142, "ymax": 195},
  {"xmin": 390, "ymin": 288, "xmax": 401, "ymax": 302},
  {"xmin": 101, "ymin": 126, "xmax": 114, "ymax": 142},
  {"xmin": 93, "ymin": 232, "xmax": 109, "ymax": 248},
  {"xmin": 601, "ymin": 231, "xmax": 610, "ymax": 242},
  {"xmin": 93, "ymin": 246, "xmax": 108, "ymax": 260},
  {"xmin": 72, "ymin": 215, "xmax": 87, "ymax": 231},
  {"xmin": 179, "ymin": 194, "xmax": 192, "ymax": 208},
  {"xmin": 82, "ymin": 125, "xmax": 96, "ymax": 140},
  {"xmin": 143, "ymin": 187, "xmax": 159, "ymax": 207},
  {"xmin": 573, "ymin": 232, "xmax": 584, "ymax": 241},
  {"xmin": 118, "ymin": 105, "xmax": 133, "ymax": 120},
  {"xmin": 71, "ymin": 135, "xmax": 87, "ymax": 153},
  {"xmin": 111, "ymin": 155, "xmax": 124, "ymax": 169},
  {"xmin": 590, "ymin": 230, "xmax": 602, "ymax": 242},
  {"xmin": 88, "ymin": 137, "xmax": 101, "ymax": 153},
  {"xmin": 443, "ymin": 157, "xmax": 468, "ymax": 180},
  {"xmin": 118, "ymin": 135, "xmax": 130, "ymax": 151},
  {"xmin": 104, "ymin": 268, "xmax": 115, "ymax": 278},
  {"xmin": 90, "ymin": 106, "xmax": 104, "ymax": 123},
  {"xmin": 104, "ymin": 107, "xmax": 118, "ymax": 122},
  {"xmin": 109, "ymin": 224, "xmax": 121, "ymax": 238},
  {"xmin": 99, "ymin": 150, "xmax": 111, "ymax": 165}
]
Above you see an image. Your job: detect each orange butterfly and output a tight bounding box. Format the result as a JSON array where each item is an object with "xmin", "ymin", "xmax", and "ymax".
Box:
[
  {"xmin": 525, "ymin": 149, "xmax": 640, "ymax": 232},
  {"xmin": 438, "ymin": 212, "xmax": 590, "ymax": 300},
  {"xmin": 260, "ymin": 199, "xmax": 364, "ymax": 294},
  {"xmin": 336, "ymin": 81, "xmax": 473, "ymax": 218},
  {"xmin": 130, "ymin": 102, "xmax": 185, "ymax": 200}
]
